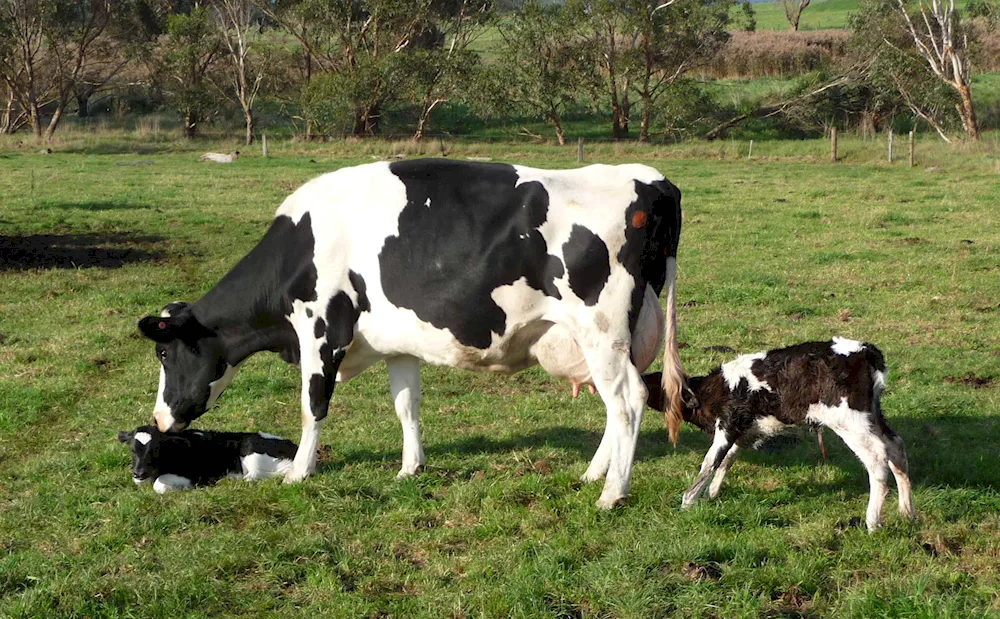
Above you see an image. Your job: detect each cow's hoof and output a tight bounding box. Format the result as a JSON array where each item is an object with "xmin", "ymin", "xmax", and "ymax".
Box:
[
  {"xmin": 284, "ymin": 469, "xmax": 310, "ymax": 484},
  {"xmin": 595, "ymin": 494, "xmax": 626, "ymax": 510},
  {"xmin": 395, "ymin": 464, "xmax": 424, "ymax": 480}
]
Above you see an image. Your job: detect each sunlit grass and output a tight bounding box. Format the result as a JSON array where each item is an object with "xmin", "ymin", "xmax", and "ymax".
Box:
[{"xmin": 2, "ymin": 137, "xmax": 1000, "ymax": 617}]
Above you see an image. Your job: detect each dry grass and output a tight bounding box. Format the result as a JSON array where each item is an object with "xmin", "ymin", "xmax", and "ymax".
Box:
[{"xmin": 699, "ymin": 29, "xmax": 851, "ymax": 79}]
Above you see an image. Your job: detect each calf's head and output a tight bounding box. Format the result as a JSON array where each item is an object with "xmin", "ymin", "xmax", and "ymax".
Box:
[
  {"xmin": 118, "ymin": 425, "xmax": 165, "ymax": 484},
  {"xmin": 642, "ymin": 372, "xmax": 723, "ymax": 434},
  {"xmin": 138, "ymin": 303, "xmax": 233, "ymax": 432}
]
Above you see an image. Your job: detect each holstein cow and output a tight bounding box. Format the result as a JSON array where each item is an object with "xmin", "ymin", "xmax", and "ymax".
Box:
[{"xmin": 137, "ymin": 159, "xmax": 684, "ymax": 508}]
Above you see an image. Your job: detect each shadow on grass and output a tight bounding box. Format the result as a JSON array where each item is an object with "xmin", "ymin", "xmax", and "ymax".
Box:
[
  {"xmin": 0, "ymin": 232, "xmax": 165, "ymax": 270},
  {"xmin": 329, "ymin": 414, "xmax": 1000, "ymax": 492},
  {"xmin": 44, "ymin": 201, "xmax": 152, "ymax": 212}
]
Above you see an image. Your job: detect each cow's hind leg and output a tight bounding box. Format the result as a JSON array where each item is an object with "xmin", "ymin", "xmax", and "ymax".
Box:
[
  {"xmin": 581, "ymin": 337, "xmax": 647, "ymax": 509},
  {"xmin": 387, "ymin": 355, "xmax": 424, "ymax": 479}
]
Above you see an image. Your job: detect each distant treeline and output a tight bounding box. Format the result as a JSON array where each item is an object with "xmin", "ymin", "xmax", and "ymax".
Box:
[{"xmin": 1, "ymin": 0, "xmax": 997, "ymax": 144}]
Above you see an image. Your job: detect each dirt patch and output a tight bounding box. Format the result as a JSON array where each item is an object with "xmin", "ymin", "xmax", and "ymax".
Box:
[
  {"xmin": 682, "ymin": 561, "xmax": 722, "ymax": 581},
  {"xmin": 944, "ymin": 374, "xmax": 994, "ymax": 388},
  {"xmin": 921, "ymin": 534, "xmax": 963, "ymax": 557},
  {"xmin": 704, "ymin": 345, "xmax": 735, "ymax": 353}
]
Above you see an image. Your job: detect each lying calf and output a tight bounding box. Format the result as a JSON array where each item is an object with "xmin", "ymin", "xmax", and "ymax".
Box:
[
  {"xmin": 646, "ymin": 337, "xmax": 914, "ymax": 531},
  {"xmin": 118, "ymin": 425, "xmax": 297, "ymax": 493}
]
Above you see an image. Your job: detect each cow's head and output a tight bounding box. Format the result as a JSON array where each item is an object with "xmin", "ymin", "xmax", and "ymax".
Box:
[
  {"xmin": 138, "ymin": 302, "xmax": 235, "ymax": 432},
  {"xmin": 118, "ymin": 425, "xmax": 165, "ymax": 484}
]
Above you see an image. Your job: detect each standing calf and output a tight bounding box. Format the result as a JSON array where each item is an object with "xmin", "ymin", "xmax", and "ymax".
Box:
[{"xmin": 646, "ymin": 338, "xmax": 914, "ymax": 531}]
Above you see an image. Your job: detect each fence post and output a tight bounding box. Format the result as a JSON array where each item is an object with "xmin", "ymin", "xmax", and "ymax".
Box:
[
  {"xmin": 748, "ymin": 140, "xmax": 753, "ymax": 159},
  {"xmin": 888, "ymin": 129, "xmax": 893, "ymax": 163},
  {"xmin": 262, "ymin": 133, "xmax": 268, "ymax": 158},
  {"xmin": 909, "ymin": 130, "xmax": 915, "ymax": 167},
  {"xmin": 577, "ymin": 137, "xmax": 584, "ymax": 163},
  {"xmin": 831, "ymin": 127, "xmax": 838, "ymax": 163}
]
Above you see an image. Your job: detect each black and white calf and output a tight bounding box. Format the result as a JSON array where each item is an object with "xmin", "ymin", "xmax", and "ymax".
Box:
[
  {"xmin": 137, "ymin": 159, "xmax": 685, "ymax": 509},
  {"xmin": 646, "ymin": 338, "xmax": 914, "ymax": 531},
  {"xmin": 118, "ymin": 425, "xmax": 298, "ymax": 493}
]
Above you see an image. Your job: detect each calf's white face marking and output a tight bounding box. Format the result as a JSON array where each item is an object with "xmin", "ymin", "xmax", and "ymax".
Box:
[
  {"xmin": 721, "ymin": 352, "xmax": 772, "ymax": 392},
  {"xmin": 134, "ymin": 432, "xmax": 152, "ymax": 446}
]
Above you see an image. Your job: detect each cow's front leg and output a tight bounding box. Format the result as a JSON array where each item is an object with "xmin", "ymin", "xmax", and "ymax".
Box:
[
  {"xmin": 286, "ymin": 329, "xmax": 347, "ymax": 484},
  {"xmin": 387, "ymin": 355, "xmax": 424, "ymax": 479}
]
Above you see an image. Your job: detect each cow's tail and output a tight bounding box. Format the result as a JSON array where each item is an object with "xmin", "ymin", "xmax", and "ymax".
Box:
[{"xmin": 661, "ymin": 255, "xmax": 685, "ymax": 445}]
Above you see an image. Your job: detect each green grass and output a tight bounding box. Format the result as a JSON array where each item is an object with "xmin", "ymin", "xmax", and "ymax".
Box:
[
  {"xmin": 2, "ymin": 136, "xmax": 1000, "ymax": 617},
  {"xmin": 749, "ymin": 0, "xmax": 861, "ymax": 31}
]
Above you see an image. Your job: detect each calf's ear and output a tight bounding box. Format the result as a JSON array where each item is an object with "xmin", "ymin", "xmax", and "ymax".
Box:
[{"xmin": 117, "ymin": 430, "xmax": 133, "ymax": 443}]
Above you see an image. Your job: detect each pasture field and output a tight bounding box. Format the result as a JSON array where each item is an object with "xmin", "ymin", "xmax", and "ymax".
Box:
[{"xmin": 2, "ymin": 135, "xmax": 1000, "ymax": 618}]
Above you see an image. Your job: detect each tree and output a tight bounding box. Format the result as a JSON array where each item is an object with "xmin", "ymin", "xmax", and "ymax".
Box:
[
  {"xmin": 779, "ymin": 0, "xmax": 810, "ymax": 31},
  {"xmin": 487, "ymin": 0, "xmax": 591, "ymax": 145},
  {"xmin": 850, "ymin": 0, "xmax": 988, "ymax": 141},
  {"xmin": 629, "ymin": 0, "xmax": 747, "ymax": 141},
  {"xmin": 0, "ymin": 0, "xmax": 135, "ymax": 141},
  {"xmin": 160, "ymin": 5, "xmax": 222, "ymax": 138},
  {"xmin": 403, "ymin": 0, "xmax": 491, "ymax": 141},
  {"xmin": 211, "ymin": 0, "xmax": 265, "ymax": 145}
]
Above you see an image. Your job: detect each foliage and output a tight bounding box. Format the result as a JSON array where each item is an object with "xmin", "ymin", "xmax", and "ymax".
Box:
[
  {"xmin": 482, "ymin": 0, "xmax": 592, "ymax": 144},
  {"xmin": 159, "ymin": 6, "xmax": 223, "ymax": 138}
]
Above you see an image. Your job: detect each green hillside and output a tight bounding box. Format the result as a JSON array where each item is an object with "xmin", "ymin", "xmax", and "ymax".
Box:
[{"xmin": 750, "ymin": 0, "xmax": 859, "ymax": 31}]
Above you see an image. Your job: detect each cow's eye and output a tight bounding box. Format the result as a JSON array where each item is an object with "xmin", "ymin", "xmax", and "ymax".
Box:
[{"xmin": 158, "ymin": 350, "xmax": 167, "ymax": 361}]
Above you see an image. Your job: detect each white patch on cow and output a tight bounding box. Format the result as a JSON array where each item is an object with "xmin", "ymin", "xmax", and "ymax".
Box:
[
  {"xmin": 873, "ymin": 370, "xmax": 886, "ymax": 394},
  {"xmin": 721, "ymin": 352, "xmax": 771, "ymax": 392},
  {"xmin": 206, "ymin": 364, "xmax": 239, "ymax": 410},
  {"xmin": 134, "ymin": 431, "xmax": 152, "ymax": 446},
  {"xmin": 153, "ymin": 474, "xmax": 193, "ymax": 494},
  {"xmin": 242, "ymin": 453, "xmax": 294, "ymax": 480},
  {"xmin": 133, "ymin": 477, "xmax": 145, "ymax": 485},
  {"xmin": 153, "ymin": 366, "xmax": 178, "ymax": 432},
  {"xmin": 831, "ymin": 337, "xmax": 864, "ymax": 356},
  {"xmin": 752, "ymin": 415, "xmax": 787, "ymax": 438},
  {"xmin": 258, "ymin": 432, "xmax": 282, "ymax": 440},
  {"xmin": 424, "ymin": 197, "xmax": 431, "ymax": 208}
]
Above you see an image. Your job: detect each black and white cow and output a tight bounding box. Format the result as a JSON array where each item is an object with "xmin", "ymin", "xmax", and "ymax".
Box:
[
  {"xmin": 645, "ymin": 337, "xmax": 914, "ymax": 531},
  {"xmin": 118, "ymin": 425, "xmax": 298, "ymax": 493},
  {"xmin": 137, "ymin": 159, "xmax": 684, "ymax": 508}
]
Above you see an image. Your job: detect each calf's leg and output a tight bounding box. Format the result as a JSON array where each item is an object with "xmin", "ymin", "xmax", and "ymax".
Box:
[
  {"xmin": 707, "ymin": 443, "xmax": 740, "ymax": 500},
  {"xmin": 683, "ymin": 423, "xmax": 736, "ymax": 507},
  {"xmin": 884, "ymin": 428, "xmax": 915, "ymax": 520}
]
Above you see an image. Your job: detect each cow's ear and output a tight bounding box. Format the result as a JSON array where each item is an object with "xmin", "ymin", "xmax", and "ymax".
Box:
[
  {"xmin": 117, "ymin": 430, "xmax": 133, "ymax": 443},
  {"xmin": 138, "ymin": 315, "xmax": 183, "ymax": 343}
]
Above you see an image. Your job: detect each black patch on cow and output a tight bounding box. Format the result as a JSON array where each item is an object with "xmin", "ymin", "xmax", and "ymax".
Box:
[
  {"xmin": 379, "ymin": 159, "xmax": 564, "ymax": 349},
  {"xmin": 614, "ymin": 179, "xmax": 683, "ymax": 336},
  {"xmin": 349, "ymin": 270, "xmax": 371, "ymax": 313},
  {"xmin": 562, "ymin": 225, "xmax": 610, "ymax": 307},
  {"xmin": 182, "ymin": 213, "xmax": 320, "ymax": 367},
  {"xmin": 305, "ymin": 308, "xmax": 313, "ymax": 318},
  {"xmin": 314, "ymin": 318, "xmax": 327, "ymax": 339},
  {"xmin": 308, "ymin": 349, "xmax": 346, "ymax": 421}
]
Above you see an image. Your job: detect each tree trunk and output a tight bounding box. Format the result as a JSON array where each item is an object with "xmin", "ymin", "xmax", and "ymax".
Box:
[
  {"xmin": 414, "ymin": 100, "xmax": 431, "ymax": 141},
  {"xmin": 549, "ymin": 111, "xmax": 566, "ymax": 145},
  {"xmin": 244, "ymin": 110, "xmax": 254, "ymax": 145},
  {"xmin": 621, "ymin": 88, "xmax": 631, "ymax": 135},
  {"xmin": 76, "ymin": 92, "xmax": 90, "ymax": 118},
  {"xmin": 29, "ymin": 100, "xmax": 42, "ymax": 142},
  {"xmin": 184, "ymin": 108, "xmax": 198, "ymax": 138},
  {"xmin": 610, "ymin": 89, "xmax": 622, "ymax": 139},
  {"xmin": 639, "ymin": 97, "xmax": 652, "ymax": 142},
  {"xmin": 43, "ymin": 105, "xmax": 63, "ymax": 142},
  {"xmin": 956, "ymin": 81, "xmax": 979, "ymax": 141},
  {"xmin": 1, "ymin": 95, "xmax": 14, "ymax": 134}
]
